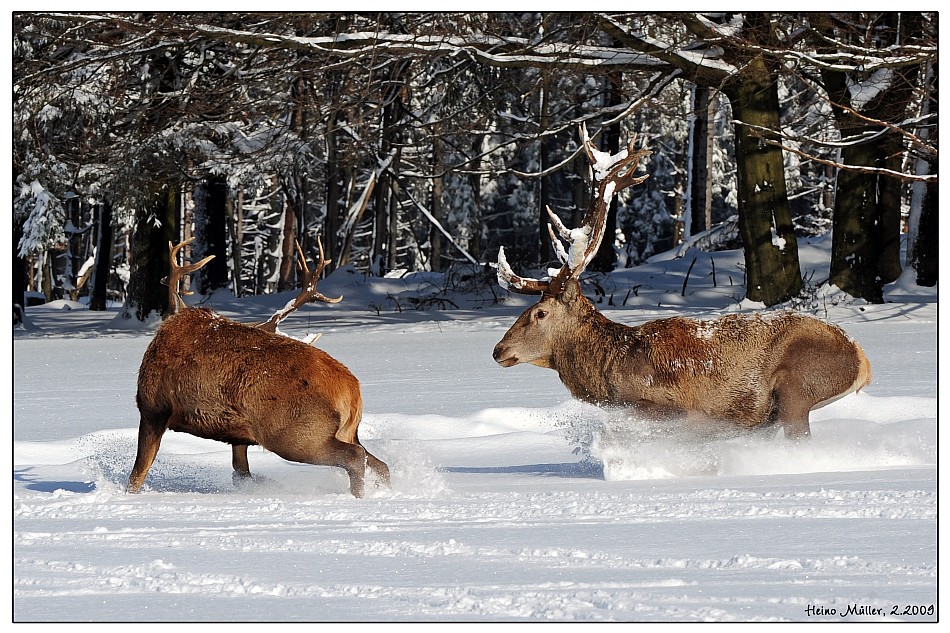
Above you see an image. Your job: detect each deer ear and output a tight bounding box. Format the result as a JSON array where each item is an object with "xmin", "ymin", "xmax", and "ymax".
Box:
[{"xmin": 558, "ymin": 279, "xmax": 582, "ymax": 305}]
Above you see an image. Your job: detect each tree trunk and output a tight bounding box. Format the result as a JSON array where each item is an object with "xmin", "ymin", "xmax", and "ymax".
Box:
[
  {"xmin": 908, "ymin": 58, "xmax": 937, "ymax": 287},
  {"xmin": 725, "ymin": 57, "xmax": 802, "ymax": 306},
  {"xmin": 687, "ymin": 84, "xmax": 714, "ymax": 236},
  {"xmin": 387, "ymin": 169, "xmax": 400, "ymax": 271},
  {"xmin": 876, "ymin": 149, "xmax": 904, "ymax": 285},
  {"xmin": 13, "ymin": 211, "xmax": 26, "ymax": 325},
  {"xmin": 41, "ymin": 251, "xmax": 53, "ymax": 301},
  {"xmin": 373, "ymin": 60, "xmax": 410, "ymax": 274},
  {"xmin": 538, "ymin": 73, "xmax": 552, "ymax": 267},
  {"xmin": 373, "ymin": 123, "xmax": 395, "ymax": 273},
  {"xmin": 324, "ymin": 110, "xmax": 345, "ymax": 269},
  {"xmin": 227, "ymin": 191, "xmax": 243, "ymax": 297},
  {"xmin": 913, "ymin": 153, "xmax": 938, "ymax": 287},
  {"xmin": 124, "ymin": 184, "xmax": 179, "ymax": 321},
  {"xmin": 261, "ymin": 180, "xmax": 284, "ymax": 293},
  {"xmin": 824, "ymin": 125, "xmax": 912, "ymax": 303},
  {"xmin": 828, "ymin": 143, "xmax": 884, "ymax": 302},
  {"xmin": 430, "ymin": 138, "xmax": 445, "ymax": 272},
  {"xmin": 467, "ymin": 136, "xmax": 484, "ymax": 259},
  {"xmin": 89, "ymin": 201, "xmax": 114, "ymax": 311},
  {"xmin": 827, "ymin": 77, "xmax": 916, "ymax": 300},
  {"xmin": 288, "ymin": 74, "xmax": 309, "ymax": 264},
  {"xmin": 278, "ymin": 199, "xmax": 298, "ymax": 291},
  {"xmin": 66, "ymin": 197, "xmax": 83, "ymax": 300},
  {"xmin": 192, "ymin": 175, "xmax": 229, "ymax": 295},
  {"xmin": 817, "ymin": 13, "xmax": 921, "ymax": 302},
  {"xmin": 590, "ymin": 70, "xmax": 623, "ymax": 273}
]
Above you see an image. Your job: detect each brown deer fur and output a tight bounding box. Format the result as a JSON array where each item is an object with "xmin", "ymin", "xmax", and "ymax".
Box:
[
  {"xmin": 493, "ymin": 279, "xmax": 871, "ymax": 439},
  {"xmin": 129, "ymin": 307, "xmax": 389, "ymax": 497}
]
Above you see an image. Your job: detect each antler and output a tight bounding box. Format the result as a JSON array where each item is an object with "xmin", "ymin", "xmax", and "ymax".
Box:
[
  {"xmin": 258, "ymin": 236, "xmax": 342, "ymax": 333},
  {"xmin": 166, "ymin": 238, "xmax": 215, "ymax": 315},
  {"xmin": 495, "ymin": 123, "xmax": 651, "ymax": 296}
]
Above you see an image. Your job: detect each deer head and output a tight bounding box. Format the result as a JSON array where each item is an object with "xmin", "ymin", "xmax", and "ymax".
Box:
[{"xmin": 493, "ymin": 124, "xmax": 650, "ymax": 368}]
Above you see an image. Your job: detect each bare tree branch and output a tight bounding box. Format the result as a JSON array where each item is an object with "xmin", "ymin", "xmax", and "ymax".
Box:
[{"xmin": 737, "ymin": 120, "xmax": 938, "ymax": 183}]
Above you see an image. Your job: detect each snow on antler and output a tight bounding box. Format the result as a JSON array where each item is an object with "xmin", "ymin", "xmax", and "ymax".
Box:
[
  {"xmin": 494, "ymin": 246, "xmax": 552, "ymax": 294},
  {"xmin": 581, "ymin": 125, "xmax": 632, "ymax": 184},
  {"xmin": 495, "ymin": 123, "xmax": 650, "ymax": 296}
]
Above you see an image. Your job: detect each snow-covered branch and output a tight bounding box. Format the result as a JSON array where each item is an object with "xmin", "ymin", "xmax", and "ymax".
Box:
[{"xmin": 736, "ymin": 120, "xmax": 938, "ymax": 183}]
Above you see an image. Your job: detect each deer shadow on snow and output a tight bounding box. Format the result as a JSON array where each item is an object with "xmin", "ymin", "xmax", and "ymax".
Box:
[
  {"xmin": 14, "ymin": 468, "xmax": 96, "ymax": 494},
  {"xmin": 82, "ymin": 434, "xmax": 358, "ymax": 496},
  {"xmin": 439, "ymin": 460, "xmax": 606, "ymax": 479}
]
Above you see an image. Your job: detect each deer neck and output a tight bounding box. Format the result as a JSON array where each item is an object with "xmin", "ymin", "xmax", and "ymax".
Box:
[{"xmin": 549, "ymin": 304, "xmax": 635, "ymax": 406}]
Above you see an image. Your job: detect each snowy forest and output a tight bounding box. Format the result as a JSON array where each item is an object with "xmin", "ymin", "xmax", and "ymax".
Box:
[{"xmin": 12, "ymin": 12, "xmax": 939, "ymax": 323}]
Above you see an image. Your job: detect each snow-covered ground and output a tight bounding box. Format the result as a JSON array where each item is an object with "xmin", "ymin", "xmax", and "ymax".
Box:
[{"xmin": 12, "ymin": 235, "xmax": 938, "ymax": 622}]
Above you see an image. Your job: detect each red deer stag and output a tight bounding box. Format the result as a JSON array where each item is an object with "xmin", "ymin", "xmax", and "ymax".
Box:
[
  {"xmin": 129, "ymin": 238, "xmax": 389, "ymax": 497},
  {"xmin": 492, "ymin": 126, "xmax": 871, "ymax": 440}
]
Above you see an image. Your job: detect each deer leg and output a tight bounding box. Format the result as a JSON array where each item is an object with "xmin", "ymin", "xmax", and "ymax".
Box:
[
  {"xmin": 316, "ymin": 438, "xmax": 370, "ymax": 498},
  {"xmin": 782, "ymin": 416, "xmax": 811, "ymax": 441},
  {"xmin": 364, "ymin": 451, "xmax": 390, "ymax": 486},
  {"xmin": 232, "ymin": 445, "xmax": 250, "ymax": 476},
  {"xmin": 128, "ymin": 412, "xmax": 167, "ymax": 493},
  {"xmin": 352, "ymin": 430, "xmax": 390, "ymax": 487},
  {"xmin": 231, "ymin": 445, "xmax": 251, "ymax": 485},
  {"xmin": 270, "ymin": 436, "xmax": 371, "ymax": 497},
  {"xmin": 771, "ymin": 388, "xmax": 812, "ymax": 441}
]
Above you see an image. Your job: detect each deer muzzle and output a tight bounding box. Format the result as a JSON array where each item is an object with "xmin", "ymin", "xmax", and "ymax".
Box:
[{"xmin": 492, "ymin": 343, "xmax": 519, "ymax": 367}]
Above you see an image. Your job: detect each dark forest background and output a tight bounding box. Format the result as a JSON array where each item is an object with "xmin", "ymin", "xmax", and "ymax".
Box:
[{"xmin": 13, "ymin": 12, "xmax": 938, "ymax": 323}]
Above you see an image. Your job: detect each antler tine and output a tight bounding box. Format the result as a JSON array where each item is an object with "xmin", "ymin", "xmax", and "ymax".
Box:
[
  {"xmin": 301, "ymin": 236, "xmax": 341, "ymax": 304},
  {"xmin": 168, "ymin": 238, "xmax": 189, "ymax": 265},
  {"xmin": 552, "ymin": 127, "xmax": 651, "ymax": 294},
  {"xmin": 609, "ymin": 135, "xmax": 652, "ymax": 192},
  {"xmin": 493, "ymin": 246, "xmax": 551, "ymax": 295},
  {"xmin": 312, "ymin": 236, "xmax": 334, "ymax": 284},
  {"xmin": 170, "ymin": 239, "xmax": 216, "ymax": 276},
  {"xmin": 547, "ymin": 221, "xmax": 569, "ymax": 265},
  {"xmin": 593, "ymin": 131, "xmax": 649, "ymax": 237},
  {"xmin": 546, "ymin": 205, "xmax": 572, "ymax": 245},
  {"xmin": 495, "ymin": 125, "xmax": 649, "ymax": 299},
  {"xmin": 165, "ymin": 238, "xmax": 215, "ymax": 314},
  {"xmin": 294, "ymin": 239, "xmax": 310, "ymax": 275},
  {"xmin": 580, "ymin": 122, "xmax": 597, "ymax": 165},
  {"xmin": 259, "ymin": 236, "xmax": 342, "ymax": 332}
]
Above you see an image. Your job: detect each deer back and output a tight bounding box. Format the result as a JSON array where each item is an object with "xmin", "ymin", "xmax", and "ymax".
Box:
[
  {"xmin": 607, "ymin": 311, "xmax": 869, "ymax": 427},
  {"xmin": 137, "ymin": 308, "xmax": 361, "ymax": 443}
]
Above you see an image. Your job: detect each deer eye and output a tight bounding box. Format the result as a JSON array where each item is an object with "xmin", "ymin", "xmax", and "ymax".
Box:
[{"xmin": 536, "ymin": 309, "xmax": 548, "ymax": 320}]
